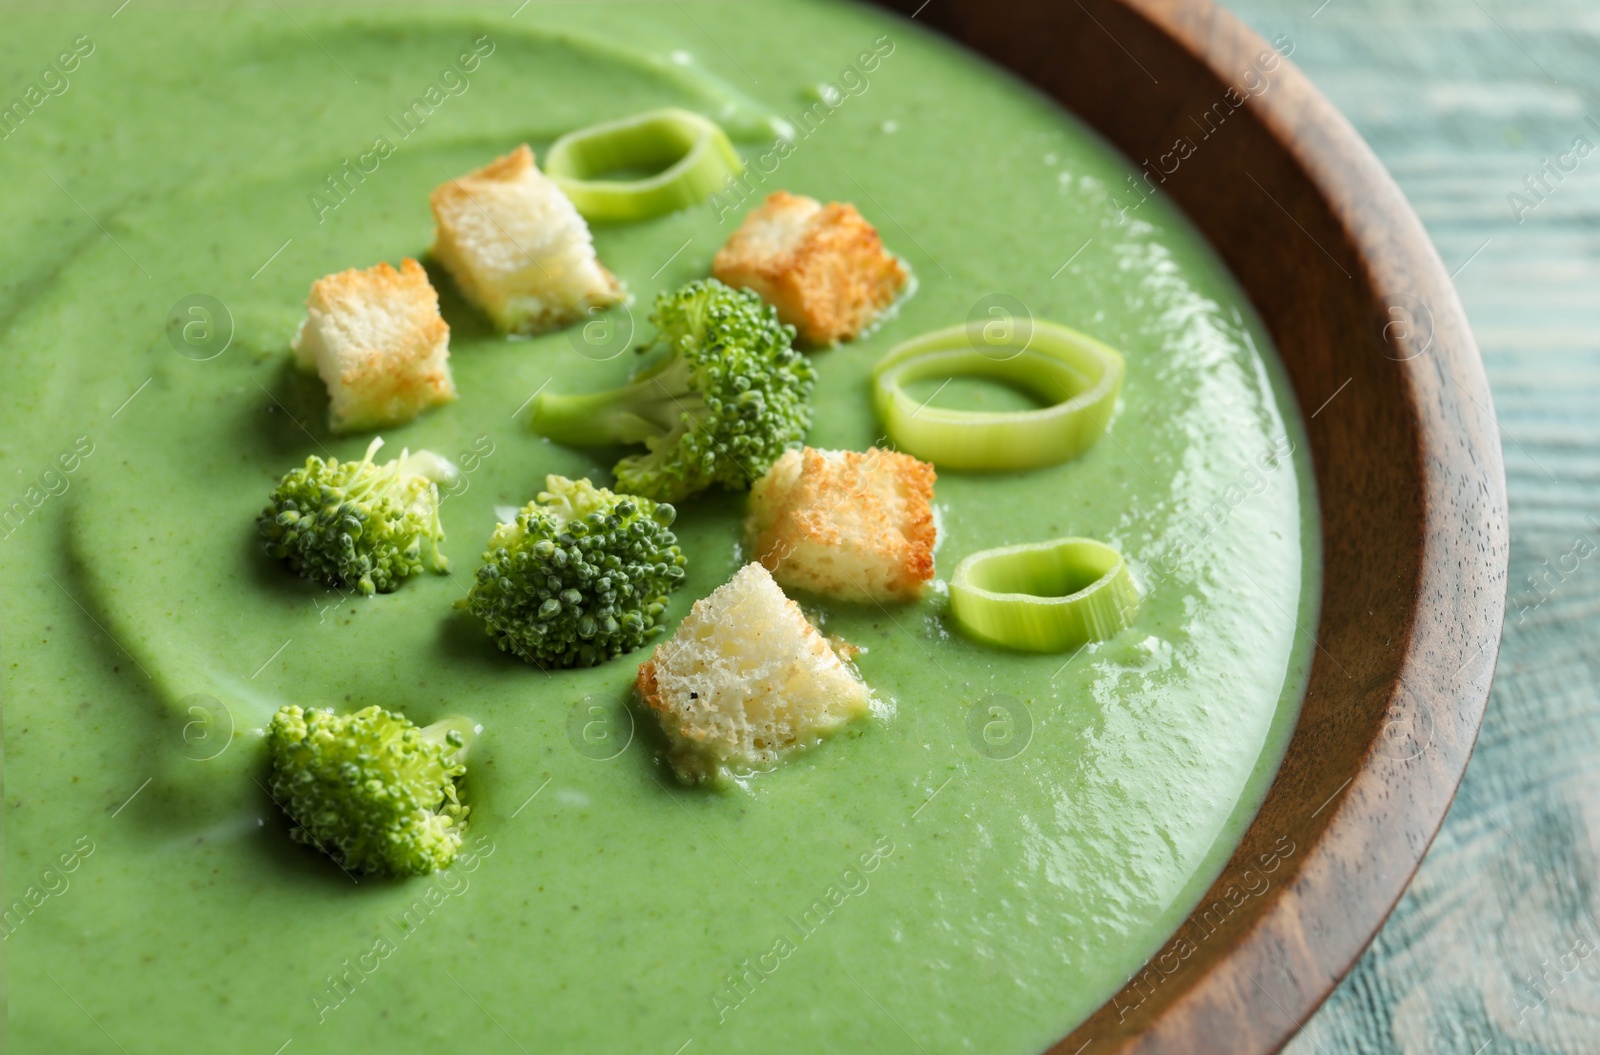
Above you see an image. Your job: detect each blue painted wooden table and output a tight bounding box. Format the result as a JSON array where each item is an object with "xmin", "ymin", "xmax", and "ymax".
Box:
[{"xmin": 1224, "ymin": 1, "xmax": 1600, "ymax": 1051}]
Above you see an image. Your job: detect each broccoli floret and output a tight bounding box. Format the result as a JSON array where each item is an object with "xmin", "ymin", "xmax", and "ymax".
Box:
[
  {"xmin": 265, "ymin": 704, "xmax": 473, "ymax": 876},
  {"xmin": 464, "ymin": 475, "xmax": 688, "ymax": 668},
  {"xmin": 531, "ymin": 278, "xmax": 815, "ymax": 502},
  {"xmin": 259, "ymin": 437, "xmax": 455, "ymax": 595}
]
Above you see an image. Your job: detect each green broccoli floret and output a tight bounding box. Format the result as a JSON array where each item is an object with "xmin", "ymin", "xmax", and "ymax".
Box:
[
  {"xmin": 463, "ymin": 475, "xmax": 688, "ymax": 668},
  {"xmin": 265, "ymin": 704, "xmax": 474, "ymax": 877},
  {"xmin": 531, "ymin": 278, "xmax": 815, "ymax": 502},
  {"xmin": 258, "ymin": 437, "xmax": 455, "ymax": 595}
]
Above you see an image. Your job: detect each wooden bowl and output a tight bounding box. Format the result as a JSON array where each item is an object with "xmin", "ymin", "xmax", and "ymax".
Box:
[{"xmin": 866, "ymin": 0, "xmax": 1510, "ymax": 1050}]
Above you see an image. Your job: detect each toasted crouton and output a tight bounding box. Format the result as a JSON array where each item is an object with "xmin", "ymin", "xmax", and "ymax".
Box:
[
  {"xmin": 744, "ymin": 447, "xmax": 936, "ymax": 602},
  {"xmin": 636, "ymin": 562, "xmax": 872, "ymax": 784},
  {"xmin": 429, "ymin": 144, "xmax": 622, "ymax": 335},
  {"xmin": 290, "ymin": 258, "xmax": 456, "ymax": 434},
  {"xmin": 711, "ymin": 191, "xmax": 908, "ymax": 345}
]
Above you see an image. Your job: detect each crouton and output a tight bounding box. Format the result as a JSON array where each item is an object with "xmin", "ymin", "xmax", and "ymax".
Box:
[
  {"xmin": 290, "ymin": 258, "xmax": 456, "ymax": 434},
  {"xmin": 636, "ymin": 562, "xmax": 872, "ymax": 784},
  {"xmin": 429, "ymin": 144, "xmax": 622, "ymax": 335},
  {"xmin": 744, "ymin": 447, "xmax": 936, "ymax": 603},
  {"xmin": 711, "ymin": 191, "xmax": 908, "ymax": 345}
]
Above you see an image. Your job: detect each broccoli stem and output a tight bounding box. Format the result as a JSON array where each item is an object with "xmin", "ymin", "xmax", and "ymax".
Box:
[
  {"xmin": 337, "ymin": 438, "xmax": 450, "ymax": 571},
  {"xmin": 421, "ymin": 716, "xmax": 476, "ymax": 764},
  {"xmin": 531, "ymin": 356, "xmax": 699, "ymax": 446}
]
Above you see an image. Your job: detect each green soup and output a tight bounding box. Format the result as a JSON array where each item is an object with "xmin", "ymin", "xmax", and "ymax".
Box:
[{"xmin": 0, "ymin": 3, "xmax": 1318, "ymax": 1053}]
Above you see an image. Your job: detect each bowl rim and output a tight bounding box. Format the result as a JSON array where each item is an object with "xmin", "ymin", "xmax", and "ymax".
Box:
[{"xmin": 866, "ymin": 0, "xmax": 1510, "ymax": 1050}]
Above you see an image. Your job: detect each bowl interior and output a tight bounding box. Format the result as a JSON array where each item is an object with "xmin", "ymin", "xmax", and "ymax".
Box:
[{"xmin": 866, "ymin": 1, "xmax": 1509, "ymax": 1051}]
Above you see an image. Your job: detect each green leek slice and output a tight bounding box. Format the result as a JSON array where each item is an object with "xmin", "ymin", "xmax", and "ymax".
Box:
[
  {"xmin": 949, "ymin": 537, "xmax": 1139, "ymax": 652},
  {"xmin": 545, "ymin": 108, "xmax": 743, "ymax": 222},
  {"xmin": 871, "ymin": 321, "xmax": 1124, "ymax": 470}
]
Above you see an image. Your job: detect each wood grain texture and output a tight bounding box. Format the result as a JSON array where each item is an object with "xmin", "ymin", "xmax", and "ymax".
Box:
[
  {"xmin": 867, "ymin": 0, "xmax": 1511, "ymax": 1050},
  {"xmin": 1219, "ymin": 2, "xmax": 1600, "ymax": 1053}
]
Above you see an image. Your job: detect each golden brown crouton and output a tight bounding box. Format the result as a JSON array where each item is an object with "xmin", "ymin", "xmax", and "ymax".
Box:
[
  {"xmin": 712, "ymin": 191, "xmax": 908, "ymax": 345},
  {"xmin": 290, "ymin": 258, "xmax": 456, "ymax": 434},
  {"xmin": 637, "ymin": 562, "xmax": 872, "ymax": 784},
  {"xmin": 429, "ymin": 144, "xmax": 621, "ymax": 335},
  {"xmin": 743, "ymin": 447, "xmax": 936, "ymax": 602}
]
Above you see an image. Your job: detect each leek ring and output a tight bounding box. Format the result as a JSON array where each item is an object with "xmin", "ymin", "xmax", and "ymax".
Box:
[
  {"xmin": 949, "ymin": 537, "xmax": 1139, "ymax": 652},
  {"xmin": 545, "ymin": 108, "xmax": 742, "ymax": 222},
  {"xmin": 872, "ymin": 321, "xmax": 1124, "ymax": 470}
]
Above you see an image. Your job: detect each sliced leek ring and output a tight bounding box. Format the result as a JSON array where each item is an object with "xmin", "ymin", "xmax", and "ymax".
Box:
[
  {"xmin": 545, "ymin": 108, "xmax": 742, "ymax": 222},
  {"xmin": 871, "ymin": 321, "xmax": 1124, "ymax": 471},
  {"xmin": 949, "ymin": 537, "xmax": 1139, "ymax": 652}
]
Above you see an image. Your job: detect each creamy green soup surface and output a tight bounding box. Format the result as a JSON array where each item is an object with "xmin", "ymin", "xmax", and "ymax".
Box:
[{"xmin": 0, "ymin": 3, "xmax": 1318, "ymax": 1052}]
